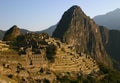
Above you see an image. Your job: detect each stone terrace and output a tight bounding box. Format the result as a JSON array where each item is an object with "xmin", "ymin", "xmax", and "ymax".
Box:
[{"xmin": 46, "ymin": 38, "xmax": 100, "ymax": 75}]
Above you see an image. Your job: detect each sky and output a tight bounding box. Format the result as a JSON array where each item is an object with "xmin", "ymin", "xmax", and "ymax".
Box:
[{"xmin": 0, "ymin": 0, "xmax": 120, "ymax": 31}]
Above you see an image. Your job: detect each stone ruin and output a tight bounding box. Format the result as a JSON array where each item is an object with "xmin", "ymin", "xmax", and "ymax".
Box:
[
  {"xmin": 0, "ymin": 41, "xmax": 9, "ymax": 52},
  {"xmin": 45, "ymin": 37, "xmax": 100, "ymax": 75},
  {"xmin": 21, "ymin": 47, "xmax": 47, "ymax": 67}
]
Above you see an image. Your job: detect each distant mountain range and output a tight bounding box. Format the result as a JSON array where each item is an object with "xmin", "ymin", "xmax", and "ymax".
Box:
[
  {"xmin": 0, "ymin": 24, "xmax": 57, "ymax": 40},
  {"xmin": 36, "ymin": 24, "xmax": 57, "ymax": 36},
  {"xmin": 93, "ymin": 8, "xmax": 120, "ymax": 30}
]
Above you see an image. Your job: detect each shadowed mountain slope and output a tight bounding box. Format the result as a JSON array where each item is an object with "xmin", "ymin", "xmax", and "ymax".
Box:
[{"xmin": 99, "ymin": 26, "xmax": 120, "ymax": 69}]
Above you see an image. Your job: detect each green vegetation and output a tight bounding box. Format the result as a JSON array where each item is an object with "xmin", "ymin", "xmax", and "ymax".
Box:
[
  {"xmin": 56, "ymin": 64, "xmax": 120, "ymax": 83},
  {"xmin": 57, "ymin": 74, "xmax": 96, "ymax": 83},
  {"xmin": 98, "ymin": 63, "xmax": 120, "ymax": 83},
  {"xmin": 46, "ymin": 44, "xmax": 57, "ymax": 62},
  {"xmin": 12, "ymin": 33, "xmax": 49, "ymax": 53}
]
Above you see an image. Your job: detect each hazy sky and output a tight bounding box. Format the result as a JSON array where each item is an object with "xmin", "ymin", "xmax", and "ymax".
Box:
[{"xmin": 0, "ymin": 0, "xmax": 120, "ymax": 31}]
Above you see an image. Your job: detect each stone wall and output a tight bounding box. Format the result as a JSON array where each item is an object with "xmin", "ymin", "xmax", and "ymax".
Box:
[{"xmin": 0, "ymin": 41, "xmax": 9, "ymax": 52}]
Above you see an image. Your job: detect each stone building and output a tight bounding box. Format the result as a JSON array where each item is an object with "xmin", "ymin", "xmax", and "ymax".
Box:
[{"xmin": 22, "ymin": 47, "xmax": 47, "ymax": 67}]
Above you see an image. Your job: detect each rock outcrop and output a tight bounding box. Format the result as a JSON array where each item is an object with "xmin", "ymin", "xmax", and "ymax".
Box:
[
  {"xmin": 53, "ymin": 5, "xmax": 110, "ymax": 65},
  {"xmin": 3, "ymin": 25, "xmax": 21, "ymax": 41}
]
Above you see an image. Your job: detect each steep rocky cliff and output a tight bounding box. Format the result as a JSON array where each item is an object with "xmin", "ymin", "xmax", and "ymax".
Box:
[
  {"xmin": 99, "ymin": 26, "xmax": 120, "ymax": 69},
  {"xmin": 53, "ymin": 5, "xmax": 110, "ymax": 65},
  {"xmin": 3, "ymin": 25, "xmax": 21, "ymax": 41}
]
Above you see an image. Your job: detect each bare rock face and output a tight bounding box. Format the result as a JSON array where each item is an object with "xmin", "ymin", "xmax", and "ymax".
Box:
[
  {"xmin": 3, "ymin": 25, "xmax": 21, "ymax": 41},
  {"xmin": 53, "ymin": 5, "xmax": 110, "ymax": 65}
]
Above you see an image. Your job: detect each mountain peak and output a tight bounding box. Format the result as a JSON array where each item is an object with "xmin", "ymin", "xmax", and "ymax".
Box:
[
  {"xmin": 69, "ymin": 5, "xmax": 81, "ymax": 10},
  {"xmin": 66, "ymin": 5, "xmax": 85, "ymax": 17},
  {"xmin": 53, "ymin": 5, "xmax": 87, "ymax": 41},
  {"xmin": 11, "ymin": 25, "xmax": 19, "ymax": 29},
  {"xmin": 3, "ymin": 25, "xmax": 21, "ymax": 41},
  {"xmin": 12, "ymin": 25, "xmax": 17, "ymax": 27},
  {"xmin": 53, "ymin": 6, "xmax": 110, "ymax": 65},
  {"xmin": 106, "ymin": 8, "xmax": 120, "ymax": 15},
  {"xmin": 114, "ymin": 8, "xmax": 120, "ymax": 12}
]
